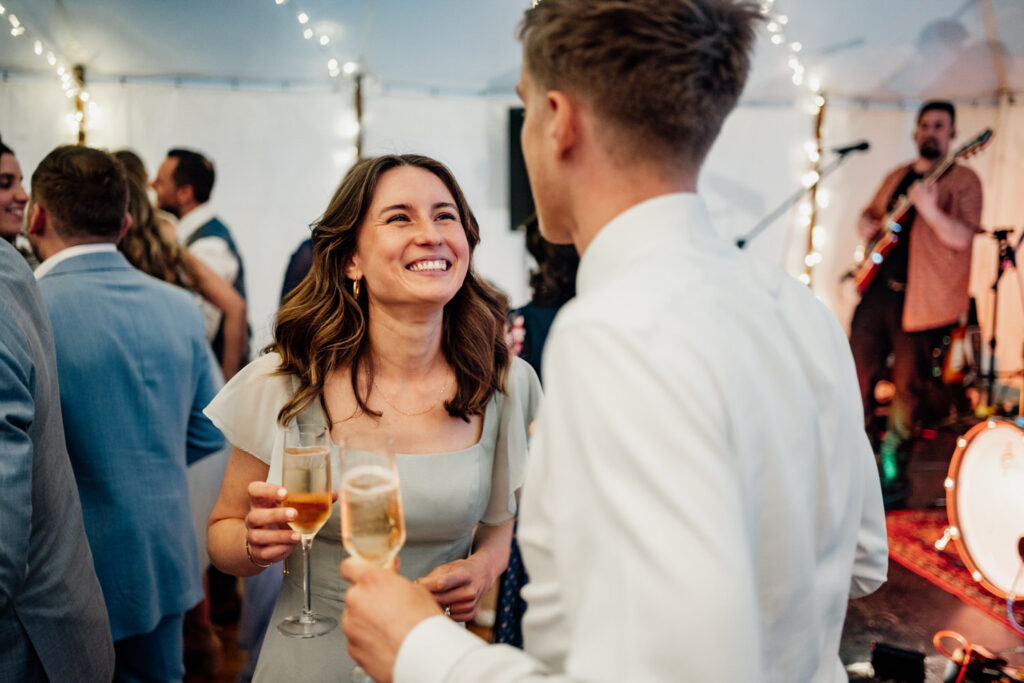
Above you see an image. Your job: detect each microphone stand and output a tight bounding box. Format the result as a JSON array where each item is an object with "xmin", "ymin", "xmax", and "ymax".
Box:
[
  {"xmin": 736, "ymin": 148, "xmax": 861, "ymax": 249},
  {"xmin": 982, "ymin": 228, "xmax": 1023, "ymax": 408}
]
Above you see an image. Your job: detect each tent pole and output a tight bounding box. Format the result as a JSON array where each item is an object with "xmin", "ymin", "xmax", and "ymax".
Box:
[
  {"xmin": 804, "ymin": 95, "xmax": 826, "ymax": 287},
  {"xmin": 354, "ymin": 73, "xmax": 364, "ymax": 161},
  {"xmin": 73, "ymin": 64, "xmax": 86, "ymax": 145}
]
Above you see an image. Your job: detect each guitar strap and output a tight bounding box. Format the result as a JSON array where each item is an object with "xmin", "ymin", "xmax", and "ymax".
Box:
[{"xmin": 888, "ymin": 166, "xmax": 922, "ymax": 231}]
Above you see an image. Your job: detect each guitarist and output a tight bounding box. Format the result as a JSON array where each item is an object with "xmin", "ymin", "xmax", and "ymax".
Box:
[{"xmin": 849, "ymin": 100, "xmax": 982, "ymax": 507}]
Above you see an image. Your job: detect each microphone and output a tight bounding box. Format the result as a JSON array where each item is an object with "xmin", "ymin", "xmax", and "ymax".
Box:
[{"xmin": 832, "ymin": 140, "xmax": 870, "ymax": 155}]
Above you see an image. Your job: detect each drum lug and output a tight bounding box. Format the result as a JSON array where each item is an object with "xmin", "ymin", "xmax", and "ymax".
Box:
[{"xmin": 935, "ymin": 527, "xmax": 954, "ymax": 552}]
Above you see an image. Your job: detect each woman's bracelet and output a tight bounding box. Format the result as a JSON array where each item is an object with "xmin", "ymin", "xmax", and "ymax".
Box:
[{"xmin": 246, "ymin": 539, "xmax": 272, "ymax": 568}]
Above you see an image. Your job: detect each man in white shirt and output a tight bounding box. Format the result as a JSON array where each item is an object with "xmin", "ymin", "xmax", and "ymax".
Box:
[
  {"xmin": 152, "ymin": 147, "xmax": 249, "ymax": 366},
  {"xmin": 340, "ymin": 1, "xmax": 888, "ymax": 681}
]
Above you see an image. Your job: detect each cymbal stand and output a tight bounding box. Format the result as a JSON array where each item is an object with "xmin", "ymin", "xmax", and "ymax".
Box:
[{"xmin": 983, "ymin": 228, "xmax": 1022, "ymax": 408}]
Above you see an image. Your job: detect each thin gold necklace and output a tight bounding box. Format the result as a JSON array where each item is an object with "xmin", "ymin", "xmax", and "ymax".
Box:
[{"xmin": 372, "ymin": 374, "xmax": 452, "ymax": 417}]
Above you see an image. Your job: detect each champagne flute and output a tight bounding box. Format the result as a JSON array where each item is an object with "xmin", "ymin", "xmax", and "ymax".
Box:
[
  {"xmin": 341, "ymin": 432, "xmax": 405, "ymax": 682},
  {"xmin": 276, "ymin": 424, "xmax": 337, "ymax": 638}
]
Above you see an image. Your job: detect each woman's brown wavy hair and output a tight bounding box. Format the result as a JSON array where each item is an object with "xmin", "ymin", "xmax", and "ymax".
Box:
[
  {"xmin": 270, "ymin": 154, "xmax": 510, "ymax": 426},
  {"xmin": 118, "ymin": 172, "xmax": 186, "ymax": 287}
]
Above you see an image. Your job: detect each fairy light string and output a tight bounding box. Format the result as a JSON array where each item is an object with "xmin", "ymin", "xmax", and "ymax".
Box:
[
  {"xmin": 759, "ymin": 1, "xmax": 828, "ymax": 287},
  {"xmin": 0, "ymin": 2, "xmax": 96, "ymax": 144}
]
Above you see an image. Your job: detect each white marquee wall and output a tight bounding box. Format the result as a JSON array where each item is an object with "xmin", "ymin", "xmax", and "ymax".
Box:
[{"xmin": 2, "ymin": 80, "xmax": 1021, "ymax": 396}]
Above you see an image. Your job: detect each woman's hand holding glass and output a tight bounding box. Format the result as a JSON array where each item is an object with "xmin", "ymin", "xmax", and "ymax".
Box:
[
  {"xmin": 243, "ymin": 481, "xmax": 303, "ymax": 567},
  {"xmin": 416, "ymin": 555, "xmax": 495, "ymax": 622}
]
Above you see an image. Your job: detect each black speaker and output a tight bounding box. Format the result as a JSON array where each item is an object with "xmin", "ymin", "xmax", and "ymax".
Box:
[{"xmin": 509, "ymin": 107, "xmax": 535, "ymax": 231}]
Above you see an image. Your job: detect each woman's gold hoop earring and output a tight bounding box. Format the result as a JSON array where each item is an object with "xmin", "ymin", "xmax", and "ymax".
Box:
[{"xmin": 352, "ymin": 279, "xmax": 360, "ymax": 299}]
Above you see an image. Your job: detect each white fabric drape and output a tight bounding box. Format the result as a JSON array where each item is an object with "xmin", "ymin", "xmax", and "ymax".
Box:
[{"xmin": 2, "ymin": 80, "xmax": 1021, "ymax": 391}]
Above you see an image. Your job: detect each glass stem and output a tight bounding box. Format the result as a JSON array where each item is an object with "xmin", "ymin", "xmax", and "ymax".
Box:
[{"xmin": 300, "ymin": 535, "xmax": 314, "ymax": 622}]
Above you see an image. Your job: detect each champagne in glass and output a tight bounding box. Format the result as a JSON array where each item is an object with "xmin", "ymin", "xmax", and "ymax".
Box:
[
  {"xmin": 341, "ymin": 432, "xmax": 405, "ymax": 683},
  {"xmin": 277, "ymin": 424, "xmax": 337, "ymax": 638},
  {"xmin": 340, "ymin": 464, "xmax": 405, "ymax": 566}
]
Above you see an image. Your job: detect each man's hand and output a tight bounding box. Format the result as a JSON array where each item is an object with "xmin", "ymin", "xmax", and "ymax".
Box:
[
  {"xmin": 907, "ymin": 179, "xmax": 939, "ymax": 217},
  {"xmin": 858, "ymin": 215, "xmax": 881, "ymax": 241},
  {"xmin": 416, "ymin": 555, "xmax": 494, "ymax": 622},
  {"xmin": 341, "ymin": 557, "xmax": 444, "ymax": 683}
]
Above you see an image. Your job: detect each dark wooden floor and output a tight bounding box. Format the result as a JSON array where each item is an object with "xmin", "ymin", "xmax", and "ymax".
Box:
[{"xmin": 840, "ymin": 419, "xmax": 1024, "ymax": 681}]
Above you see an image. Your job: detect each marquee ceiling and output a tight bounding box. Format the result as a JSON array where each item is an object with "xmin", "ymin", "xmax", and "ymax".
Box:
[{"xmin": 0, "ymin": 0, "xmax": 1021, "ymax": 101}]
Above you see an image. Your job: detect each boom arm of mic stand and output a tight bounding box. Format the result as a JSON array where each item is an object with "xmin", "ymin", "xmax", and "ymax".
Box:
[{"xmin": 735, "ymin": 153, "xmax": 852, "ymax": 249}]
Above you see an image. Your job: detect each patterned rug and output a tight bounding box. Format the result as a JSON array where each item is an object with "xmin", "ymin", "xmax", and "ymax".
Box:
[{"xmin": 886, "ymin": 509, "xmax": 1024, "ymax": 635}]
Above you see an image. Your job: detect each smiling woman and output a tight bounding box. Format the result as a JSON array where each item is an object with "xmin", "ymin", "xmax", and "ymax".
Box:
[
  {"xmin": 0, "ymin": 141, "xmax": 29, "ymax": 244},
  {"xmin": 204, "ymin": 153, "xmax": 542, "ymax": 682}
]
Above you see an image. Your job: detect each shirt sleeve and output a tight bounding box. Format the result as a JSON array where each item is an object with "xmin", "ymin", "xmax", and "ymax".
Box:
[
  {"xmin": 481, "ymin": 357, "xmax": 543, "ymax": 525},
  {"xmin": 188, "ymin": 237, "xmax": 240, "ymax": 341},
  {"xmin": 0, "ymin": 320, "xmax": 34, "ymax": 609},
  {"xmin": 396, "ymin": 617, "xmax": 556, "ymax": 682},
  {"xmin": 949, "ymin": 167, "xmax": 983, "ymax": 233},
  {"xmin": 186, "ymin": 337, "xmax": 227, "ymax": 465},
  {"xmin": 862, "ymin": 167, "xmax": 904, "ymax": 221},
  {"xmin": 850, "ymin": 446, "xmax": 889, "ymax": 598},
  {"xmin": 203, "ymin": 353, "xmax": 291, "ymax": 466}
]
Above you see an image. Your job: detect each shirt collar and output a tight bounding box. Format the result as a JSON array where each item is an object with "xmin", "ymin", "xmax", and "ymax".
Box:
[
  {"xmin": 176, "ymin": 202, "xmax": 215, "ymax": 244},
  {"xmin": 34, "ymin": 242, "xmax": 118, "ymax": 280},
  {"xmin": 576, "ymin": 192, "xmax": 711, "ymax": 297}
]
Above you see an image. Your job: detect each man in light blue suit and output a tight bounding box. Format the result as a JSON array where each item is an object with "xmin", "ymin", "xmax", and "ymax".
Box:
[
  {"xmin": 27, "ymin": 145, "xmax": 225, "ymax": 682},
  {"xmin": 0, "ymin": 239, "xmax": 114, "ymax": 681}
]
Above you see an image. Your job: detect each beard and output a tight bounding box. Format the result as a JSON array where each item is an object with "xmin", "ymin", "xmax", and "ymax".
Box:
[
  {"xmin": 159, "ymin": 203, "xmax": 181, "ymax": 219},
  {"xmin": 919, "ymin": 140, "xmax": 942, "ymax": 160}
]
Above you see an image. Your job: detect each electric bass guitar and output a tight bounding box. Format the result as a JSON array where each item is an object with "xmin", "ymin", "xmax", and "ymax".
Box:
[{"xmin": 849, "ymin": 128, "xmax": 993, "ymax": 295}]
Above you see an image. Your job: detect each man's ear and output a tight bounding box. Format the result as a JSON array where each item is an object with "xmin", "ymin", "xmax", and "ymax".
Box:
[
  {"xmin": 176, "ymin": 183, "xmax": 195, "ymax": 207},
  {"xmin": 28, "ymin": 203, "xmax": 47, "ymax": 236},
  {"xmin": 118, "ymin": 212, "xmax": 132, "ymax": 241},
  {"xmin": 547, "ymin": 90, "xmax": 578, "ymax": 160}
]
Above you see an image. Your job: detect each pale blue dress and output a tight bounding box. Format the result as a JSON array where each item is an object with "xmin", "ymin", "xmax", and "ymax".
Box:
[{"xmin": 204, "ymin": 353, "xmax": 541, "ymax": 681}]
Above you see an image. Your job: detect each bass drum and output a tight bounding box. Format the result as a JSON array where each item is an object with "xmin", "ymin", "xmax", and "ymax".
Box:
[{"xmin": 944, "ymin": 419, "xmax": 1024, "ymax": 598}]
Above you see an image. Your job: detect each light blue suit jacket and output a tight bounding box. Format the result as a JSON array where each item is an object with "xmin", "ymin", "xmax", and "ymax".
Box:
[
  {"xmin": 0, "ymin": 240, "xmax": 114, "ymax": 681},
  {"xmin": 37, "ymin": 249, "xmax": 225, "ymax": 641}
]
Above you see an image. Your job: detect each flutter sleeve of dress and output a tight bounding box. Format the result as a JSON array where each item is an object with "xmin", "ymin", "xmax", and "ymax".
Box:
[
  {"xmin": 481, "ymin": 357, "xmax": 543, "ymax": 525},
  {"xmin": 203, "ymin": 352, "xmax": 294, "ymax": 476}
]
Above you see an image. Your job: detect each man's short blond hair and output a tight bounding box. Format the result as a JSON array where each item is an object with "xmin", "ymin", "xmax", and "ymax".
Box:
[{"xmin": 519, "ymin": 0, "xmax": 761, "ymax": 168}]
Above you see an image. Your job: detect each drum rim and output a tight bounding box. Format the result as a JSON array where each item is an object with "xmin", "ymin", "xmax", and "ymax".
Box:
[{"xmin": 945, "ymin": 418, "xmax": 1024, "ymax": 600}]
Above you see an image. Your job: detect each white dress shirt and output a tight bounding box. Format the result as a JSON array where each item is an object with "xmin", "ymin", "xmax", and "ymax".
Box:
[
  {"xmin": 34, "ymin": 243, "xmax": 117, "ymax": 280},
  {"xmin": 177, "ymin": 203, "xmax": 239, "ymax": 341},
  {"xmin": 394, "ymin": 193, "xmax": 888, "ymax": 682}
]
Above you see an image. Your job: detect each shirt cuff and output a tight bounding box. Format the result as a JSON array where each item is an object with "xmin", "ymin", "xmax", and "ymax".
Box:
[{"xmin": 394, "ymin": 615, "xmax": 484, "ymax": 683}]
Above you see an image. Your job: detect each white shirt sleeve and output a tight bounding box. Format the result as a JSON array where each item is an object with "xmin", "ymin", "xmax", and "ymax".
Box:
[
  {"xmin": 187, "ymin": 236, "xmax": 240, "ymax": 341},
  {"xmin": 203, "ymin": 354, "xmax": 289, "ymax": 469},
  {"xmin": 849, "ymin": 428, "xmax": 889, "ymax": 598}
]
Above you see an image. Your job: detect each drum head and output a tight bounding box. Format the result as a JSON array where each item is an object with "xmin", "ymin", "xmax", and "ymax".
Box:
[{"xmin": 946, "ymin": 420, "xmax": 1024, "ymax": 598}]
